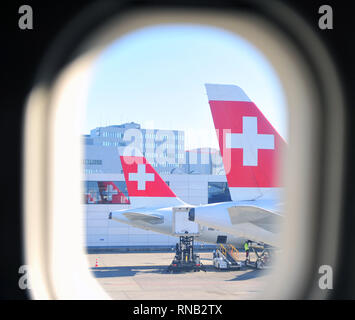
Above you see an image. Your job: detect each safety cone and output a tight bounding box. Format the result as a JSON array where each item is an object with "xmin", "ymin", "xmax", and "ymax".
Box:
[{"xmin": 95, "ymin": 258, "xmax": 99, "ymax": 268}]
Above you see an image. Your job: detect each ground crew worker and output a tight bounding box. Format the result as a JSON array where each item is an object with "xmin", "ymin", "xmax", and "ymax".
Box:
[{"xmin": 244, "ymin": 241, "xmax": 250, "ymax": 262}]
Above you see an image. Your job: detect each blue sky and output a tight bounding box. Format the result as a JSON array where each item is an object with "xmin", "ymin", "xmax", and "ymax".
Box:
[{"xmin": 85, "ymin": 24, "xmax": 287, "ymax": 150}]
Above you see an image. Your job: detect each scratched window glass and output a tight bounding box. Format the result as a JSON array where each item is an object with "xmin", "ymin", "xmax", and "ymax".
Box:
[{"xmin": 83, "ymin": 24, "xmax": 288, "ymax": 299}]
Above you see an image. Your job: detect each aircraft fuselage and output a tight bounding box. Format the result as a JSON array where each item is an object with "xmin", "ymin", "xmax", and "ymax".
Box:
[{"xmin": 111, "ymin": 206, "xmax": 245, "ymax": 248}]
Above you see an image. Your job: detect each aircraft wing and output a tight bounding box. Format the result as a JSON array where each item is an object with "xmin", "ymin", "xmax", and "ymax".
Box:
[
  {"xmin": 111, "ymin": 208, "xmax": 164, "ymax": 225},
  {"xmin": 227, "ymin": 205, "xmax": 282, "ymax": 233},
  {"xmin": 226, "ymin": 205, "xmax": 283, "ymax": 245}
]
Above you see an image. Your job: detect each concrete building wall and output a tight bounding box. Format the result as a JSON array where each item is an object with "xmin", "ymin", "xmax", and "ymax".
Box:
[{"xmin": 84, "ymin": 173, "xmax": 227, "ymax": 248}]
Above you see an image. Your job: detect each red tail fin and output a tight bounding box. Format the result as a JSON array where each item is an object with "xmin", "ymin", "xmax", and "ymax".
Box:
[
  {"xmin": 119, "ymin": 151, "xmax": 184, "ymax": 207},
  {"xmin": 120, "ymin": 155, "xmax": 176, "ymax": 198},
  {"xmin": 205, "ymin": 84, "xmax": 286, "ymax": 200}
]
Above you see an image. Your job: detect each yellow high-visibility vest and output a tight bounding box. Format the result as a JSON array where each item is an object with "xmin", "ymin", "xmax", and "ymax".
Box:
[{"xmin": 244, "ymin": 243, "xmax": 249, "ymax": 251}]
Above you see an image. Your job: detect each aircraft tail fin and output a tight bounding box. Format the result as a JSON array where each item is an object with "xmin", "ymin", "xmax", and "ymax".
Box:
[
  {"xmin": 205, "ymin": 83, "xmax": 286, "ymax": 201},
  {"xmin": 119, "ymin": 148, "xmax": 185, "ymax": 207}
]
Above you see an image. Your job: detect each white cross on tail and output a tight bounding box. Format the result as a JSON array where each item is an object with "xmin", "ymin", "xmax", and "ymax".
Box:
[
  {"xmin": 128, "ymin": 164, "xmax": 155, "ymax": 190},
  {"xmin": 103, "ymin": 184, "xmax": 118, "ymax": 201},
  {"xmin": 226, "ymin": 116, "xmax": 274, "ymax": 166}
]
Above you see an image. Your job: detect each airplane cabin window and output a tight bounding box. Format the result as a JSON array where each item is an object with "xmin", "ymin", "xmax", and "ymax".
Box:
[
  {"xmin": 23, "ymin": 4, "xmax": 345, "ymax": 300},
  {"xmin": 85, "ymin": 21, "xmax": 287, "ymax": 299}
]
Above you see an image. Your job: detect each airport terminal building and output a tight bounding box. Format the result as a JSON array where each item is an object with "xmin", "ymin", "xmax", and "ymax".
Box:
[{"xmin": 83, "ymin": 123, "xmax": 231, "ymax": 249}]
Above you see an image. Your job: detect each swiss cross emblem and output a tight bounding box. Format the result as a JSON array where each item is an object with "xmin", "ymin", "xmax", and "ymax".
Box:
[
  {"xmin": 128, "ymin": 164, "xmax": 155, "ymax": 190},
  {"xmin": 226, "ymin": 116, "xmax": 275, "ymax": 166},
  {"xmin": 102, "ymin": 184, "xmax": 118, "ymax": 201}
]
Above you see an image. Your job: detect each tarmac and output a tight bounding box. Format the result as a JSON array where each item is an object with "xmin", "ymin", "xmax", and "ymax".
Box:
[{"xmin": 87, "ymin": 251, "xmax": 272, "ymax": 299}]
